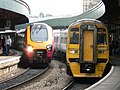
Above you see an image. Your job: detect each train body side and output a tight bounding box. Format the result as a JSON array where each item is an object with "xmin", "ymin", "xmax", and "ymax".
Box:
[{"xmin": 54, "ymin": 29, "xmax": 68, "ymax": 53}]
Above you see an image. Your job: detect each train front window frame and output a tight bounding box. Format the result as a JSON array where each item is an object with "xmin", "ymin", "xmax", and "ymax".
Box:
[{"xmin": 30, "ymin": 24, "xmax": 48, "ymax": 42}]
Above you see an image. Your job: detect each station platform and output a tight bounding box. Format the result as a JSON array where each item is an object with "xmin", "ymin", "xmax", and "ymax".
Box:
[
  {"xmin": 86, "ymin": 55, "xmax": 120, "ymax": 90},
  {"xmin": 0, "ymin": 49, "xmax": 21, "ymax": 76}
]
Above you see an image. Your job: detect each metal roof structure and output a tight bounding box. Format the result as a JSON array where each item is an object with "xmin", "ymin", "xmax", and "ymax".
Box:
[
  {"xmin": 0, "ymin": 0, "xmax": 30, "ymax": 30},
  {"xmin": 15, "ymin": 1, "xmax": 105, "ymax": 29}
]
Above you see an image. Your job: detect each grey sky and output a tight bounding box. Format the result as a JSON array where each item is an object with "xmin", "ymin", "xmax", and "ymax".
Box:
[{"xmin": 24, "ymin": 0, "xmax": 83, "ymax": 16}]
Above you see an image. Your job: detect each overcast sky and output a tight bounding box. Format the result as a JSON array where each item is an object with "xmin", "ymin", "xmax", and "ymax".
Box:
[{"xmin": 23, "ymin": 0, "xmax": 83, "ymax": 16}]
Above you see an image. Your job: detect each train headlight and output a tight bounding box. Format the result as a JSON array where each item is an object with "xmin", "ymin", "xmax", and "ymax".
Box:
[
  {"xmin": 70, "ymin": 49, "xmax": 78, "ymax": 54},
  {"xmin": 70, "ymin": 50, "xmax": 75, "ymax": 54},
  {"xmin": 26, "ymin": 46, "xmax": 33, "ymax": 52},
  {"xmin": 46, "ymin": 44, "xmax": 52, "ymax": 51},
  {"xmin": 80, "ymin": 63, "xmax": 95, "ymax": 73}
]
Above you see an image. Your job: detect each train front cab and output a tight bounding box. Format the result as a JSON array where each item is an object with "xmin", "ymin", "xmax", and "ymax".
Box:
[
  {"xmin": 22, "ymin": 23, "xmax": 54, "ymax": 65},
  {"xmin": 66, "ymin": 20, "xmax": 109, "ymax": 78}
]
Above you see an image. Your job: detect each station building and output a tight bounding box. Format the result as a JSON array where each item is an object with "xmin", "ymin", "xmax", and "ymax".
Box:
[{"xmin": 0, "ymin": 0, "xmax": 30, "ymax": 31}]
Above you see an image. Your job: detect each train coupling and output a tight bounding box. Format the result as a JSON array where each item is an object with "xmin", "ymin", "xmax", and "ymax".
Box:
[{"xmin": 80, "ymin": 62, "xmax": 95, "ymax": 73}]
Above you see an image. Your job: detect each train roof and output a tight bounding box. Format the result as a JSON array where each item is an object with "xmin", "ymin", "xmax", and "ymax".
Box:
[
  {"xmin": 16, "ymin": 23, "xmax": 53, "ymax": 33},
  {"xmin": 70, "ymin": 19, "xmax": 105, "ymax": 27},
  {"xmin": 33, "ymin": 22, "xmax": 49, "ymax": 26}
]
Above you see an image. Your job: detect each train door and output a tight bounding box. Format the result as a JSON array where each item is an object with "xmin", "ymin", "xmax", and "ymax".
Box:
[
  {"xmin": 80, "ymin": 24, "xmax": 97, "ymax": 73},
  {"xmin": 84, "ymin": 30, "xmax": 93, "ymax": 61}
]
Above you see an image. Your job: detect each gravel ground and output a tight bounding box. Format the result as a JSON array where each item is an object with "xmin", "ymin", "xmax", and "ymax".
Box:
[
  {"xmin": 0, "ymin": 68, "xmax": 26, "ymax": 83},
  {"xmin": 1, "ymin": 59, "xmax": 72, "ymax": 90},
  {"xmin": 12, "ymin": 60, "xmax": 73, "ymax": 90}
]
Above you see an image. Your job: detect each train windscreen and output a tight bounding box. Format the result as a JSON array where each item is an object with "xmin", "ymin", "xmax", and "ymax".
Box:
[
  {"xmin": 30, "ymin": 24, "xmax": 48, "ymax": 42},
  {"xmin": 70, "ymin": 33, "xmax": 79, "ymax": 44},
  {"xmin": 70, "ymin": 28, "xmax": 79, "ymax": 44},
  {"xmin": 97, "ymin": 28, "xmax": 106, "ymax": 44}
]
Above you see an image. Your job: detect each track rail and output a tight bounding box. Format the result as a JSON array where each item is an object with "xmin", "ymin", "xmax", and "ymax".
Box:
[
  {"xmin": 62, "ymin": 79, "xmax": 92, "ymax": 90},
  {"xmin": 62, "ymin": 80, "xmax": 75, "ymax": 90},
  {"xmin": 0, "ymin": 66, "xmax": 49, "ymax": 90}
]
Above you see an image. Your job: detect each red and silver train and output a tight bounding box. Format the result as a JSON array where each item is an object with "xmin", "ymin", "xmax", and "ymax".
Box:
[
  {"xmin": 53, "ymin": 29, "xmax": 68, "ymax": 60},
  {"xmin": 54, "ymin": 29, "xmax": 68, "ymax": 53}
]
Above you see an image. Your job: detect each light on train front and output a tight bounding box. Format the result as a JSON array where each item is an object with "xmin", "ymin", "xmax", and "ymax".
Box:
[
  {"xmin": 26, "ymin": 46, "xmax": 33, "ymax": 52},
  {"xmin": 69, "ymin": 49, "xmax": 78, "ymax": 54},
  {"xmin": 70, "ymin": 50, "xmax": 75, "ymax": 54},
  {"xmin": 46, "ymin": 44, "xmax": 52, "ymax": 51},
  {"xmin": 80, "ymin": 63, "xmax": 95, "ymax": 73}
]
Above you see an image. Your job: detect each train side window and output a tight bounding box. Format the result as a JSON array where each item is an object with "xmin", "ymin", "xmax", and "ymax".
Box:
[
  {"xmin": 61, "ymin": 37, "xmax": 67, "ymax": 44},
  {"xmin": 60, "ymin": 37, "xmax": 63, "ymax": 43},
  {"xmin": 54, "ymin": 36, "xmax": 58, "ymax": 43},
  {"xmin": 70, "ymin": 32, "xmax": 79, "ymax": 44},
  {"xmin": 65, "ymin": 37, "xmax": 67, "ymax": 44}
]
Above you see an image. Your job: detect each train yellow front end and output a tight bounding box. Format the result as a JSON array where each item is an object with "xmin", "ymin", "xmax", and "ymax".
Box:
[
  {"xmin": 66, "ymin": 19, "xmax": 109, "ymax": 78},
  {"xmin": 22, "ymin": 23, "xmax": 54, "ymax": 64}
]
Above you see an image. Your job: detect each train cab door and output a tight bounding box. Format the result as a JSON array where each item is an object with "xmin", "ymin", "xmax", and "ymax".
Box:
[
  {"xmin": 84, "ymin": 30, "xmax": 94, "ymax": 62},
  {"xmin": 80, "ymin": 24, "xmax": 97, "ymax": 73}
]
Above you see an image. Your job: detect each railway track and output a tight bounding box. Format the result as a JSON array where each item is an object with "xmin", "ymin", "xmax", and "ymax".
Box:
[
  {"xmin": 67, "ymin": 82, "xmax": 91, "ymax": 90},
  {"xmin": 62, "ymin": 78, "xmax": 97, "ymax": 90},
  {"xmin": 0, "ymin": 66, "xmax": 49, "ymax": 90}
]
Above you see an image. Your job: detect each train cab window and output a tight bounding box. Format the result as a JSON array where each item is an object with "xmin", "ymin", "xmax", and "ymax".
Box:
[
  {"xmin": 31, "ymin": 24, "xmax": 48, "ymax": 41},
  {"xmin": 97, "ymin": 28, "xmax": 106, "ymax": 44},
  {"xmin": 70, "ymin": 32, "xmax": 79, "ymax": 44}
]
